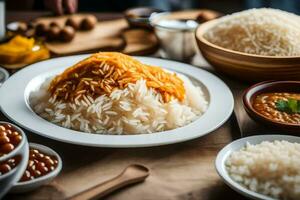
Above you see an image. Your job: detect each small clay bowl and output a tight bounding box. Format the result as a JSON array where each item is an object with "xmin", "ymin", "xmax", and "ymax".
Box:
[
  {"xmin": 124, "ymin": 7, "xmax": 163, "ymax": 29},
  {"xmin": 243, "ymin": 81, "xmax": 300, "ymax": 130}
]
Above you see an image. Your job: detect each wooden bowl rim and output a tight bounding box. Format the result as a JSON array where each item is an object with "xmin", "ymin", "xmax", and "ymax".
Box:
[
  {"xmin": 242, "ymin": 80, "xmax": 300, "ymax": 128},
  {"xmin": 195, "ymin": 19, "xmax": 300, "ymax": 59}
]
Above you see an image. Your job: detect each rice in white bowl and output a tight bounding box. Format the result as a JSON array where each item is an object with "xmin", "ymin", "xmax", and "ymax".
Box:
[
  {"xmin": 30, "ymin": 73, "xmax": 208, "ymax": 135},
  {"xmin": 226, "ymin": 140, "xmax": 300, "ymax": 200}
]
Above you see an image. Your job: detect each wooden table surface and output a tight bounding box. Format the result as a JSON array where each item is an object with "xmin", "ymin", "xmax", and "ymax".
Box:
[{"xmin": 2, "ymin": 11, "xmax": 245, "ymax": 200}]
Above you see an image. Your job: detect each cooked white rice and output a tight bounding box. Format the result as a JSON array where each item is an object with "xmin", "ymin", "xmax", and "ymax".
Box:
[
  {"xmin": 30, "ymin": 74, "xmax": 208, "ymax": 135},
  {"xmin": 226, "ymin": 140, "xmax": 300, "ymax": 200},
  {"xmin": 204, "ymin": 8, "xmax": 300, "ymax": 56}
]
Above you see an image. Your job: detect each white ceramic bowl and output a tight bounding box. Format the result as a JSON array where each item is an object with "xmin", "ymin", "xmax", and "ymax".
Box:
[
  {"xmin": 0, "ymin": 122, "xmax": 29, "ymax": 198},
  {"xmin": 215, "ymin": 135, "xmax": 300, "ymax": 200},
  {"xmin": 11, "ymin": 143, "xmax": 62, "ymax": 193}
]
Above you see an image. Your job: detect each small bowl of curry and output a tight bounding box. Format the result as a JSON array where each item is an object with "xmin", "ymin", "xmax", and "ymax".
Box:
[{"xmin": 243, "ymin": 81, "xmax": 300, "ymax": 129}]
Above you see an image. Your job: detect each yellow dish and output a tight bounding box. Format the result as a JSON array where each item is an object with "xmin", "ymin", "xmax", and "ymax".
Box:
[{"xmin": 0, "ymin": 35, "xmax": 50, "ymax": 69}]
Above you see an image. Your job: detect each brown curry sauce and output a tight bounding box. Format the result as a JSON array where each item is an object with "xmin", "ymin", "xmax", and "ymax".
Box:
[{"xmin": 253, "ymin": 92, "xmax": 300, "ymax": 124}]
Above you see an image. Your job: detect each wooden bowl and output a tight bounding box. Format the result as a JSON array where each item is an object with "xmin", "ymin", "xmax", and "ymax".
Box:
[
  {"xmin": 195, "ymin": 20, "xmax": 300, "ymax": 82},
  {"xmin": 243, "ymin": 81, "xmax": 300, "ymax": 130}
]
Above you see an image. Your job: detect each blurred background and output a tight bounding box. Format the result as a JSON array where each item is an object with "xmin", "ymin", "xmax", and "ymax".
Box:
[
  {"xmin": 6, "ymin": 0, "xmax": 300, "ymax": 14},
  {"xmin": 2, "ymin": 0, "xmax": 300, "ymax": 70}
]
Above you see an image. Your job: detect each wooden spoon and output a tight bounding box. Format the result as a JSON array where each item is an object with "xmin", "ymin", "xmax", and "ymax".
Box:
[{"xmin": 69, "ymin": 164, "xmax": 150, "ymax": 200}]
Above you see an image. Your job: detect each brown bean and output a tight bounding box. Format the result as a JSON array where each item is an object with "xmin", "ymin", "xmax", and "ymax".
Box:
[
  {"xmin": 36, "ymin": 153, "xmax": 44, "ymax": 159},
  {"xmin": 0, "ymin": 131, "xmax": 6, "ymax": 137},
  {"xmin": 30, "ymin": 149, "xmax": 39, "ymax": 154},
  {"xmin": 10, "ymin": 135, "xmax": 22, "ymax": 145},
  {"xmin": 28, "ymin": 160, "xmax": 35, "ymax": 167},
  {"xmin": 33, "ymin": 170, "xmax": 41, "ymax": 177},
  {"xmin": 28, "ymin": 163, "xmax": 36, "ymax": 173},
  {"xmin": 0, "ymin": 126, "xmax": 5, "ymax": 131},
  {"xmin": 11, "ymin": 131, "xmax": 19, "ymax": 137},
  {"xmin": 36, "ymin": 162, "xmax": 48, "ymax": 174},
  {"xmin": 0, "ymin": 136, "xmax": 10, "ymax": 144},
  {"xmin": 44, "ymin": 158, "xmax": 55, "ymax": 167},
  {"xmin": 43, "ymin": 155, "xmax": 51, "ymax": 160},
  {"xmin": 21, "ymin": 170, "xmax": 31, "ymax": 181},
  {"xmin": 7, "ymin": 159, "xmax": 16, "ymax": 168},
  {"xmin": 37, "ymin": 162, "xmax": 45, "ymax": 167},
  {"xmin": 1, "ymin": 143, "xmax": 14, "ymax": 153},
  {"xmin": 0, "ymin": 164, "xmax": 11, "ymax": 174},
  {"xmin": 4, "ymin": 124, "xmax": 12, "ymax": 129},
  {"xmin": 6, "ymin": 129, "xmax": 12, "ymax": 136},
  {"xmin": 29, "ymin": 153, "xmax": 36, "ymax": 160}
]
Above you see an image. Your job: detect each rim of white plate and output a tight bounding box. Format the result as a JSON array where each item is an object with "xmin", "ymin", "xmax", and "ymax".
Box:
[{"xmin": 0, "ymin": 55, "xmax": 234, "ymax": 147}]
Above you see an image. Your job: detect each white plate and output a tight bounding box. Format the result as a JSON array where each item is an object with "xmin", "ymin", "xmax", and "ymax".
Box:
[
  {"xmin": 215, "ymin": 135, "xmax": 300, "ymax": 200},
  {"xmin": 0, "ymin": 55, "xmax": 233, "ymax": 147}
]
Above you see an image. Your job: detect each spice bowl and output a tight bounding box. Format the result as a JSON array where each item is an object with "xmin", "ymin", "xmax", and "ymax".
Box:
[
  {"xmin": 124, "ymin": 7, "xmax": 163, "ymax": 29},
  {"xmin": 243, "ymin": 81, "xmax": 300, "ymax": 130},
  {"xmin": 11, "ymin": 143, "xmax": 62, "ymax": 193},
  {"xmin": 0, "ymin": 122, "xmax": 29, "ymax": 199}
]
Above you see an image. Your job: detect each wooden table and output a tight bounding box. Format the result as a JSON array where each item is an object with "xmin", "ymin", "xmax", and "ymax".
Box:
[{"xmin": 2, "ymin": 11, "xmax": 245, "ymax": 200}]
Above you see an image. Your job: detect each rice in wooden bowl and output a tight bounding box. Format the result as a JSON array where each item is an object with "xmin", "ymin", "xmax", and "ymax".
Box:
[{"xmin": 195, "ymin": 8, "xmax": 300, "ymax": 82}]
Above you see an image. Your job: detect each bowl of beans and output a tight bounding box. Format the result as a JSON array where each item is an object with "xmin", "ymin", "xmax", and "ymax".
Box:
[
  {"xmin": 11, "ymin": 143, "xmax": 62, "ymax": 193},
  {"xmin": 0, "ymin": 122, "xmax": 29, "ymax": 198},
  {"xmin": 243, "ymin": 81, "xmax": 300, "ymax": 130}
]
